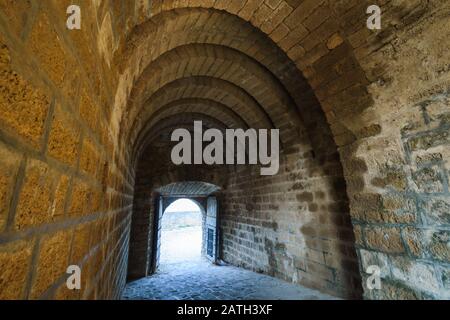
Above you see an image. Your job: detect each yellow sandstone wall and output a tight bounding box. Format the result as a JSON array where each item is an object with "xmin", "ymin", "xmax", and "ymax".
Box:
[{"xmin": 0, "ymin": 0, "xmax": 139, "ymax": 299}]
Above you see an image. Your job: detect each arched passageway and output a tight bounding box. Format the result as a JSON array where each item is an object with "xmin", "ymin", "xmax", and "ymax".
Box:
[
  {"xmin": 159, "ymin": 199, "xmax": 203, "ymax": 265},
  {"xmin": 124, "ymin": 185, "xmax": 339, "ymax": 301},
  {"xmin": 0, "ymin": 1, "xmax": 448, "ymax": 300}
]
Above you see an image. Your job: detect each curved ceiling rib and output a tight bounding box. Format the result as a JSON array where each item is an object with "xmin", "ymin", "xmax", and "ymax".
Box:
[
  {"xmin": 147, "ymin": 117, "xmax": 229, "ymax": 144},
  {"xmin": 148, "ymin": 99, "xmax": 248, "ymax": 130},
  {"xmin": 115, "ymin": 8, "xmax": 323, "ymax": 160},
  {"xmin": 134, "ymin": 110, "xmax": 259, "ymax": 164},
  {"xmin": 132, "ymin": 98, "xmax": 249, "ymax": 158},
  {"xmin": 155, "ymin": 181, "xmax": 221, "ymax": 197},
  {"xmin": 127, "ymin": 76, "xmax": 275, "ymax": 150},
  {"xmin": 125, "ymin": 44, "xmax": 304, "ymax": 147},
  {"xmin": 135, "ymin": 112, "xmax": 230, "ymax": 157}
]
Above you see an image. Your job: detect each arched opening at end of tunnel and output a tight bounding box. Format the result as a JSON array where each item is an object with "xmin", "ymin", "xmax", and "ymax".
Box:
[
  {"xmin": 150, "ymin": 192, "xmax": 220, "ymax": 273},
  {"xmin": 160, "ymin": 199, "xmax": 203, "ymax": 266},
  {"xmin": 124, "ymin": 186, "xmax": 342, "ymax": 301}
]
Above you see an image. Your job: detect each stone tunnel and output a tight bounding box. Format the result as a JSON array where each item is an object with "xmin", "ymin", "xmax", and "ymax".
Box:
[{"xmin": 0, "ymin": 0, "xmax": 449, "ymax": 300}]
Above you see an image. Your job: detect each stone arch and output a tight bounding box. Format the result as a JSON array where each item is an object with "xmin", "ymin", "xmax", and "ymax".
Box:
[
  {"xmin": 114, "ymin": 7, "xmax": 371, "ymax": 146},
  {"xmin": 162, "ymin": 197, "xmax": 206, "ymax": 216},
  {"xmin": 128, "ymin": 76, "xmax": 276, "ymax": 150},
  {"xmin": 127, "ymin": 148, "xmax": 226, "ymax": 279},
  {"xmin": 124, "ymin": 43, "xmax": 305, "ymax": 142},
  {"xmin": 122, "ymin": 5, "xmax": 368, "ymax": 299},
  {"xmin": 115, "ymin": 7, "xmax": 372, "ymax": 221}
]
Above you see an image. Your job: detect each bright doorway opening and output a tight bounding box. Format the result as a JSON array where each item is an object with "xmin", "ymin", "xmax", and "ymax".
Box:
[{"xmin": 160, "ymin": 199, "xmax": 202, "ymax": 265}]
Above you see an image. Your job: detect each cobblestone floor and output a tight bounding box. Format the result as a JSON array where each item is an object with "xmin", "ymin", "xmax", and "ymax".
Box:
[
  {"xmin": 122, "ymin": 259, "xmax": 337, "ymax": 300},
  {"xmin": 122, "ymin": 225, "xmax": 337, "ymax": 300}
]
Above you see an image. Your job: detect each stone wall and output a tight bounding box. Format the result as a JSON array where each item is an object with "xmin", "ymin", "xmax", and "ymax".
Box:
[
  {"xmin": 220, "ymin": 143, "xmax": 361, "ymax": 299},
  {"xmin": 340, "ymin": 1, "xmax": 450, "ymax": 299},
  {"xmin": 0, "ymin": 0, "xmax": 136, "ymax": 299},
  {"xmin": 130, "ymin": 126, "xmax": 362, "ymax": 298}
]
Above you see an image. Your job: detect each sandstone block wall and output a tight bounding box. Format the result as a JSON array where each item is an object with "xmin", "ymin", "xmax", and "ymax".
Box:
[
  {"xmin": 0, "ymin": 0, "xmax": 139, "ymax": 299},
  {"xmin": 220, "ymin": 146, "xmax": 362, "ymax": 299}
]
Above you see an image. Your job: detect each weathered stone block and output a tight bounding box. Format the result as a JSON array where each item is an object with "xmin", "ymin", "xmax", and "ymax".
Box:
[
  {"xmin": 296, "ymin": 191, "xmax": 313, "ymax": 202},
  {"xmin": 97, "ymin": 12, "xmax": 116, "ymax": 68},
  {"xmin": 15, "ymin": 159, "xmax": 68, "ymax": 229},
  {"xmin": 0, "ymin": 36, "xmax": 49, "ymax": 148},
  {"xmin": 437, "ymin": 265, "xmax": 450, "ymax": 289},
  {"xmin": 420, "ymin": 196, "xmax": 450, "ymax": 226},
  {"xmin": 415, "ymin": 152, "xmax": 443, "ymax": 166},
  {"xmin": 47, "ymin": 105, "xmax": 80, "ymax": 166},
  {"xmin": 0, "ymin": 0, "xmax": 32, "ymax": 38},
  {"xmin": 68, "ymin": 179, "xmax": 90, "ymax": 216},
  {"xmin": 54, "ymin": 282, "xmax": 80, "ymax": 300},
  {"xmin": 365, "ymin": 226, "xmax": 404, "ymax": 253},
  {"xmin": 79, "ymin": 90, "xmax": 100, "ymax": 135},
  {"xmin": 402, "ymin": 227, "xmax": 426, "ymax": 258},
  {"xmin": 412, "ymin": 166, "xmax": 445, "ymax": 193},
  {"xmin": 371, "ymin": 168, "xmax": 408, "ymax": 191},
  {"xmin": 0, "ymin": 142, "xmax": 21, "ymax": 231},
  {"xmin": 80, "ymin": 137, "xmax": 99, "ymax": 178},
  {"xmin": 350, "ymin": 193, "xmax": 382, "ymax": 222},
  {"xmin": 353, "ymin": 225, "xmax": 364, "ymax": 246},
  {"xmin": 403, "ymin": 227, "xmax": 450, "ymax": 262},
  {"xmin": 28, "ymin": 13, "xmax": 67, "ymax": 85},
  {"xmin": 15, "ymin": 159, "xmax": 52, "ymax": 229},
  {"xmin": 359, "ymin": 249, "xmax": 390, "ymax": 278},
  {"xmin": 390, "ymin": 257, "xmax": 441, "ymax": 294},
  {"xmin": 284, "ymin": 0, "xmax": 324, "ymax": 30},
  {"xmin": 51, "ymin": 173, "xmax": 70, "ymax": 220},
  {"xmin": 428, "ymin": 230, "xmax": 450, "ymax": 262},
  {"xmin": 371, "ymin": 279, "xmax": 420, "ymax": 300},
  {"xmin": 31, "ymin": 230, "xmax": 71, "ymax": 298},
  {"xmin": 327, "ymin": 33, "xmax": 344, "ymax": 50},
  {"xmin": 407, "ymin": 130, "xmax": 450, "ymax": 152},
  {"xmin": 70, "ymin": 223, "xmax": 91, "ymax": 264},
  {"xmin": 0, "ymin": 239, "xmax": 33, "ymax": 299}
]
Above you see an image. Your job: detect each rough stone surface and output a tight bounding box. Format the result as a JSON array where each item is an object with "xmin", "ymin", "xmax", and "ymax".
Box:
[
  {"xmin": 0, "ymin": 239, "xmax": 33, "ymax": 299},
  {"xmin": 0, "ymin": 141, "xmax": 21, "ymax": 231},
  {"xmin": 123, "ymin": 259, "xmax": 338, "ymax": 301},
  {"xmin": 47, "ymin": 105, "xmax": 80, "ymax": 166},
  {"xmin": 31, "ymin": 231, "xmax": 71, "ymax": 299},
  {"xmin": 0, "ymin": 36, "xmax": 49, "ymax": 148}
]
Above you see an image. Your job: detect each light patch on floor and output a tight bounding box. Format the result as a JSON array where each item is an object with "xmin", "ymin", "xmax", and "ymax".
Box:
[{"xmin": 160, "ymin": 226, "xmax": 202, "ymax": 264}]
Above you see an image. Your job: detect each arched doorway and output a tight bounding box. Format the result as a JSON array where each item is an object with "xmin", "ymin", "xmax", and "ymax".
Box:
[
  {"xmin": 159, "ymin": 199, "xmax": 203, "ymax": 265},
  {"xmin": 123, "ymin": 6, "xmax": 364, "ymax": 299},
  {"xmin": 151, "ymin": 193, "xmax": 220, "ymax": 274}
]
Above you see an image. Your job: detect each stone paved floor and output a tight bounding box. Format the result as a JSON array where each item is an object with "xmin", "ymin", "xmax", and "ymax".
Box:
[
  {"xmin": 122, "ymin": 225, "xmax": 337, "ymax": 300},
  {"xmin": 122, "ymin": 260, "xmax": 338, "ymax": 300}
]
